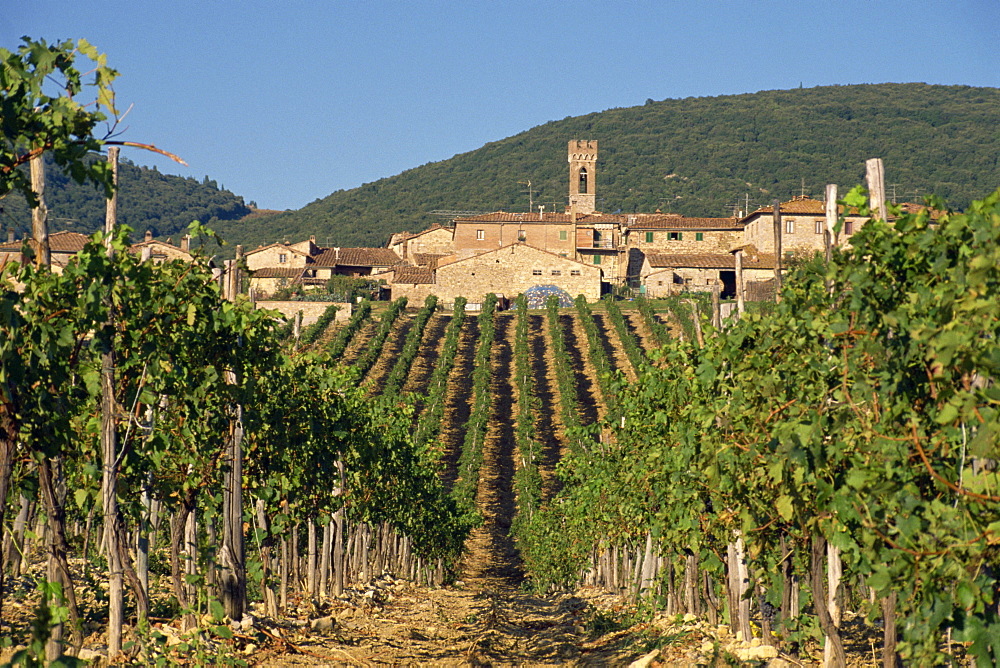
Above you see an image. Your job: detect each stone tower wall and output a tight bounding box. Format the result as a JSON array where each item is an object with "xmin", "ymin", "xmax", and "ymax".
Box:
[{"xmin": 568, "ymin": 140, "xmax": 597, "ymax": 214}]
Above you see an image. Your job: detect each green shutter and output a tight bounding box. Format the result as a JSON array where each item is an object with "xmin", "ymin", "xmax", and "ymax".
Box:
[
  {"xmin": 593, "ymin": 254, "xmax": 601, "ymax": 265},
  {"xmin": 645, "ymin": 231, "xmax": 653, "ymax": 243},
  {"xmin": 696, "ymin": 232, "xmax": 703, "ymax": 241}
]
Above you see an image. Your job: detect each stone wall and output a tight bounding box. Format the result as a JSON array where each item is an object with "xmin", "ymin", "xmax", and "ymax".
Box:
[
  {"xmin": 388, "ymin": 283, "xmax": 437, "ymax": 304},
  {"xmin": 254, "ymin": 300, "xmax": 352, "ymax": 327},
  {"xmin": 434, "ymin": 243, "xmax": 601, "ymax": 303},
  {"xmin": 742, "ymin": 215, "xmax": 867, "ymax": 254},
  {"xmin": 453, "ymin": 221, "xmax": 577, "ymax": 259},
  {"xmin": 405, "ymin": 227, "xmax": 454, "ymax": 256},
  {"xmin": 628, "ymin": 228, "xmax": 742, "ymax": 255},
  {"xmin": 244, "ymin": 244, "xmax": 309, "ymax": 271}
]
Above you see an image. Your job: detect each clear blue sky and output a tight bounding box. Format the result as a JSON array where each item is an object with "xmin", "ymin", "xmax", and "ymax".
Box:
[{"xmin": 7, "ymin": 1, "xmax": 998, "ymax": 211}]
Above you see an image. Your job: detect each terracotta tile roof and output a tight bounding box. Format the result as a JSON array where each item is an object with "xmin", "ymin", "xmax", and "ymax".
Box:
[
  {"xmin": 646, "ymin": 252, "xmax": 776, "ymax": 270},
  {"xmin": 130, "ymin": 239, "xmax": 192, "ymax": 255},
  {"xmin": 412, "ymin": 252, "xmax": 450, "ymax": 269},
  {"xmin": 245, "ymin": 242, "xmax": 310, "ymax": 258},
  {"xmin": 313, "ymin": 247, "xmax": 403, "ymax": 268},
  {"xmin": 456, "ymin": 211, "xmax": 576, "ymax": 223},
  {"xmin": 48, "ymin": 231, "xmax": 91, "ymax": 252},
  {"xmin": 744, "ymin": 197, "xmax": 865, "ymax": 219},
  {"xmin": 0, "ymin": 232, "xmax": 90, "ymax": 254},
  {"xmin": 453, "ymin": 210, "xmax": 740, "ymax": 229},
  {"xmin": 896, "ymin": 202, "xmax": 944, "ymax": 219},
  {"xmin": 251, "ymin": 267, "xmax": 306, "ymax": 279},
  {"xmin": 626, "ymin": 215, "xmax": 741, "ymax": 230},
  {"xmin": 646, "ymin": 253, "xmax": 736, "ymax": 269},
  {"xmin": 0, "ymin": 231, "xmax": 90, "ymax": 253},
  {"xmin": 393, "ymin": 266, "xmax": 435, "ymax": 284}
]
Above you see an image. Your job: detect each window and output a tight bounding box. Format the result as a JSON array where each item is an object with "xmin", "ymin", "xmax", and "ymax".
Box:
[
  {"xmin": 476, "ymin": 229, "xmax": 485, "ymax": 241},
  {"xmin": 668, "ymin": 232, "xmax": 682, "ymax": 241},
  {"xmin": 695, "ymin": 232, "xmax": 704, "ymax": 241},
  {"xmin": 570, "ymin": 270, "xmax": 581, "ymax": 276},
  {"xmin": 559, "ymin": 230, "xmax": 568, "ymax": 241},
  {"xmin": 657, "ymin": 281, "xmax": 664, "ymax": 286},
  {"xmin": 645, "ymin": 231, "xmax": 654, "ymax": 243},
  {"xmin": 279, "ymin": 253, "xmax": 288, "ymax": 263},
  {"xmin": 815, "ymin": 220, "xmax": 824, "ymax": 234},
  {"xmin": 578, "ymin": 167, "xmax": 588, "ymax": 194},
  {"xmin": 593, "ymin": 254, "xmax": 602, "ymax": 265},
  {"xmin": 845, "ymin": 221, "xmax": 854, "ymax": 234},
  {"xmin": 785, "ymin": 219, "xmax": 794, "ymax": 234},
  {"xmin": 551, "ymin": 269, "xmax": 561, "ymax": 276},
  {"xmin": 517, "ymin": 230, "xmax": 527, "ymax": 242},
  {"xmin": 532, "ymin": 269, "xmax": 542, "ymax": 276}
]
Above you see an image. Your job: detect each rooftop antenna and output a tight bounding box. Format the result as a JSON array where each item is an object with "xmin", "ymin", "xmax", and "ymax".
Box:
[
  {"xmin": 518, "ymin": 180, "xmax": 534, "ymax": 211},
  {"xmin": 800, "ymin": 178, "xmax": 808, "ymax": 199},
  {"xmin": 888, "ymin": 183, "xmax": 901, "ymax": 203}
]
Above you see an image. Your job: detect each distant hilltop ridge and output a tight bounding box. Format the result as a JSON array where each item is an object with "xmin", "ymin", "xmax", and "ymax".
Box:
[
  {"xmin": 213, "ymin": 83, "xmax": 1000, "ymax": 251},
  {"xmin": 10, "ymin": 83, "xmax": 999, "ymax": 255}
]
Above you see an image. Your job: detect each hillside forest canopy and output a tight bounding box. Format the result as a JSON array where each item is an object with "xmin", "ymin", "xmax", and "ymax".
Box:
[
  {"xmin": 4, "ymin": 82, "xmax": 999, "ymax": 252},
  {"xmin": 210, "ymin": 82, "xmax": 1000, "ymax": 249},
  {"xmin": 0, "ymin": 153, "xmax": 251, "ymax": 242}
]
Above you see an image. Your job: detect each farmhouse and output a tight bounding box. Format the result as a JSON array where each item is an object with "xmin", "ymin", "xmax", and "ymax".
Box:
[
  {"xmin": 738, "ymin": 197, "xmax": 869, "ymax": 254},
  {"xmin": 129, "ymin": 231, "xmax": 196, "ymax": 263},
  {"xmin": 389, "ymin": 242, "xmax": 601, "ymax": 307},
  {"xmin": 0, "ymin": 230, "xmax": 90, "ymax": 272},
  {"xmin": 388, "ymin": 223, "xmax": 454, "ymax": 260},
  {"xmin": 639, "ymin": 250, "xmax": 776, "ymax": 299},
  {"xmin": 245, "ymin": 237, "xmax": 404, "ymax": 298},
  {"xmin": 248, "ymin": 140, "xmax": 933, "ymax": 305}
]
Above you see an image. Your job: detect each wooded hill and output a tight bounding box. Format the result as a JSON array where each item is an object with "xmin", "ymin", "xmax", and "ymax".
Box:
[
  {"xmin": 8, "ymin": 83, "xmax": 999, "ymax": 251},
  {"xmin": 0, "ymin": 154, "xmax": 252, "ymax": 241},
  {"xmin": 213, "ymin": 82, "xmax": 1000, "ymax": 249}
]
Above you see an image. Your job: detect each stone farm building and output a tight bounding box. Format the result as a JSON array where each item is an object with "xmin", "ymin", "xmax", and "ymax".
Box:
[
  {"xmin": 0, "ymin": 229, "xmax": 203, "ymax": 272},
  {"xmin": 374, "ymin": 140, "xmax": 865, "ymax": 303},
  {"xmin": 386, "ymin": 242, "xmax": 602, "ymax": 308},
  {"xmin": 0, "ymin": 230, "xmax": 90, "ymax": 272},
  {"xmin": 236, "ymin": 140, "xmax": 936, "ymax": 305},
  {"xmin": 244, "ymin": 237, "xmax": 405, "ymax": 298}
]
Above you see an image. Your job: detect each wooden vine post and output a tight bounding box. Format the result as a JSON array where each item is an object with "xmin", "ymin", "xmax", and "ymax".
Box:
[
  {"xmin": 29, "ymin": 154, "xmax": 50, "ymax": 268},
  {"xmin": 825, "ymin": 184, "xmax": 838, "ymax": 256},
  {"xmin": 825, "ymin": 184, "xmax": 837, "ymax": 296},
  {"xmin": 101, "ymin": 146, "xmax": 125, "ymax": 658},
  {"xmin": 771, "ymin": 198, "xmax": 783, "ymax": 302},
  {"xmin": 734, "ymin": 248, "xmax": 745, "ymax": 316},
  {"xmin": 866, "ymin": 158, "xmax": 888, "ymax": 221},
  {"xmin": 220, "ymin": 254, "xmax": 247, "ymax": 620},
  {"xmin": 869, "ymin": 159, "xmax": 899, "ymax": 668},
  {"xmin": 31, "ymin": 149, "xmax": 66, "ymax": 661}
]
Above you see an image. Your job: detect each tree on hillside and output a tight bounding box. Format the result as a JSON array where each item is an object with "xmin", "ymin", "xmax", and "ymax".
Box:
[{"xmin": 0, "ymin": 36, "xmax": 184, "ymax": 205}]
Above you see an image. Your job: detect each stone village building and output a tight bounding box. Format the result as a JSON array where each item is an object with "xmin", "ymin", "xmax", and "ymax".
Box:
[
  {"xmin": 249, "ymin": 139, "xmax": 926, "ymax": 305},
  {"xmin": 386, "ymin": 242, "xmax": 602, "ymax": 308},
  {"xmin": 1, "ymin": 229, "xmax": 202, "ymax": 272},
  {"xmin": 244, "ymin": 237, "xmax": 405, "ymax": 298},
  {"xmin": 383, "ymin": 140, "xmax": 803, "ymax": 303}
]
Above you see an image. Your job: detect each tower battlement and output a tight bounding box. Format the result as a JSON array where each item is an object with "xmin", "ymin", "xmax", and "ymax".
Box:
[{"xmin": 568, "ymin": 140, "xmax": 597, "ymax": 215}]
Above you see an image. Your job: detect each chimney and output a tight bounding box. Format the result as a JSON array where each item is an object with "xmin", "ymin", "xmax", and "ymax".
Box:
[
  {"xmin": 181, "ymin": 234, "xmax": 191, "ymax": 252},
  {"xmin": 334, "ymin": 247, "xmax": 340, "ymax": 262},
  {"xmin": 6, "ymin": 229, "xmax": 14, "ymax": 244},
  {"xmin": 144, "ymin": 229, "xmax": 153, "ymax": 242},
  {"xmin": 310, "ymin": 235, "xmax": 316, "ymax": 243}
]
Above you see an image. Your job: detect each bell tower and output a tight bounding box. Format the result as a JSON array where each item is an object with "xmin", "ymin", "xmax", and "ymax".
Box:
[{"xmin": 568, "ymin": 140, "xmax": 597, "ymax": 215}]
